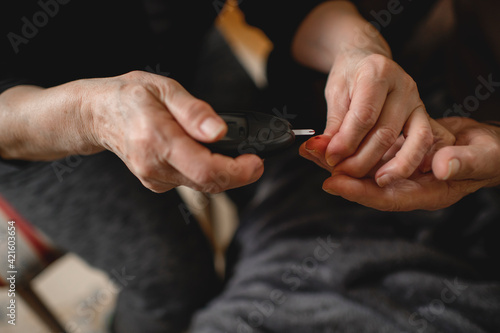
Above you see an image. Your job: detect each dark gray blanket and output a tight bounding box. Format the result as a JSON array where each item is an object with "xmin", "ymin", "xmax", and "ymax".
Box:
[{"xmin": 190, "ymin": 150, "xmax": 500, "ymax": 333}]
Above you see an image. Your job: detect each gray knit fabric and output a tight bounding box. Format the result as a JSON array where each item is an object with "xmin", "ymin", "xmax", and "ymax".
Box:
[{"xmin": 190, "ymin": 151, "xmax": 500, "ymax": 333}]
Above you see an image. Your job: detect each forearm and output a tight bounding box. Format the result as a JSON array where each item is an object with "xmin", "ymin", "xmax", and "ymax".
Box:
[
  {"xmin": 291, "ymin": 1, "xmax": 392, "ymax": 73},
  {"xmin": 0, "ymin": 82, "xmax": 101, "ymax": 161}
]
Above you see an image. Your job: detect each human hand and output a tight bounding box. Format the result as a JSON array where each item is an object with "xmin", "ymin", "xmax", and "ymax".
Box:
[
  {"xmin": 300, "ymin": 117, "xmax": 500, "ymax": 211},
  {"xmin": 323, "ymin": 49, "xmax": 455, "ymax": 186},
  {"xmin": 80, "ymin": 71, "xmax": 264, "ymax": 193},
  {"xmin": 290, "ymin": 1, "xmax": 454, "ymax": 186}
]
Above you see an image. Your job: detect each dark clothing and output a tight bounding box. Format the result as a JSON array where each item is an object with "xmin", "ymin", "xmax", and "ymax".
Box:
[
  {"xmin": 0, "ymin": 0, "xmax": 216, "ymax": 92},
  {"xmin": 0, "ymin": 0, "xmax": 321, "ymax": 94},
  {"xmin": 355, "ymin": 0, "xmax": 500, "ymax": 122},
  {"xmin": 0, "ymin": 150, "xmax": 221, "ymax": 332},
  {"xmin": 191, "ymin": 150, "xmax": 500, "ymax": 333}
]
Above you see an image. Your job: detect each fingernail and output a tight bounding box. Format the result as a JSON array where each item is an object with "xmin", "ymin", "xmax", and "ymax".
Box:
[
  {"xmin": 200, "ymin": 117, "xmax": 225, "ymax": 140},
  {"xmin": 305, "ymin": 147, "xmax": 321, "ymax": 158},
  {"xmin": 443, "ymin": 159, "xmax": 460, "ymax": 180},
  {"xmin": 250, "ymin": 159, "xmax": 264, "ymax": 181},
  {"xmin": 323, "ymin": 187, "xmax": 339, "ymax": 196},
  {"xmin": 376, "ymin": 174, "xmax": 393, "ymax": 187},
  {"xmin": 326, "ymin": 154, "xmax": 341, "ymax": 167},
  {"xmin": 304, "ymin": 140, "xmax": 317, "ymax": 151}
]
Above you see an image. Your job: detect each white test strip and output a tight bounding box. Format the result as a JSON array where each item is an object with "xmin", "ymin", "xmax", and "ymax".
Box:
[{"xmin": 292, "ymin": 129, "xmax": 315, "ymax": 136}]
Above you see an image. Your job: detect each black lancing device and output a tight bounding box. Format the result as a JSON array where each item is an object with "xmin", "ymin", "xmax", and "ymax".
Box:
[{"xmin": 204, "ymin": 111, "xmax": 314, "ymax": 157}]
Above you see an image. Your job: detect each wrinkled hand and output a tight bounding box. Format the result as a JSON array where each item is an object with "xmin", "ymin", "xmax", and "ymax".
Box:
[
  {"xmin": 81, "ymin": 71, "xmax": 263, "ymax": 193},
  {"xmin": 300, "ymin": 117, "xmax": 500, "ymax": 211},
  {"xmin": 323, "ymin": 50, "xmax": 454, "ymax": 186}
]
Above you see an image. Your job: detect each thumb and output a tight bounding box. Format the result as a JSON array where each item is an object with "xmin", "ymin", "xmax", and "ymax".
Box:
[
  {"xmin": 432, "ymin": 145, "xmax": 496, "ymax": 181},
  {"xmin": 157, "ymin": 77, "xmax": 227, "ymax": 142}
]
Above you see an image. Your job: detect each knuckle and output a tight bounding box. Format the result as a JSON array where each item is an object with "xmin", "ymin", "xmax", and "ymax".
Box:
[
  {"xmin": 357, "ymin": 65, "xmax": 387, "ymax": 86},
  {"xmin": 364, "ymin": 53, "xmax": 389, "ymax": 67},
  {"xmin": 403, "ymin": 75, "xmax": 418, "ymax": 91},
  {"xmin": 325, "ymin": 88, "xmax": 335, "ymax": 102},
  {"xmin": 491, "ymin": 141, "xmax": 500, "ymax": 156},
  {"xmin": 184, "ymin": 99, "xmax": 211, "ymax": 120},
  {"xmin": 363, "ymin": 54, "xmax": 392, "ymax": 74},
  {"xmin": 373, "ymin": 126, "xmax": 399, "ymax": 147},
  {"xmin": 326, "ymin": 112, "xmax": 344, "ymax": 128},
  {"xmin": 324, "ymin": 83, "xmax": 340, "ymax": 101},
  {"xmin": 143, "ymin": 181, "xmax": 162, "ymax": 193},
  {"xmin": 416, "ymin": 126, "xmax": 434, "ymax": 148},
  {"xmin": 117, "ymin": 80, "xmax": 150, "ymax": 102},
  {"xmin": 123, "ymin": 70, "xmax": 145, "ymax": 80},
  {"xmin": 394, "ymin": 158, "xmax": 414, "ymax": 177},
  {"xmin": 191, "ymin": 168, "xmax": 215, "ymax": 187},
  {"xmin": 461, "ymin": 149, "xmax": 477, "ymax": 167},
  {"xmin": 160, "ymin": 77, "xmax": 180, "ymax": 101},
  {"xmin": 141, "ymin": 180, "xmax": 156, "ymax": 191},
  {"xmin": 333, "ymin": 140, "xmax": 353, "ymax": 156},
  {"xmin": 353, "ymin": 103, "xmax": 379, "ymax": 128},
  {"xmin": 127, "ymin": 84, "xmax": 149, "ymax": 100},
  {"xmin": 128, "ymin": 139, "xmax": 161, "ymax": 178},
  {"xmin": 134, "ymin": 161, "xmax": 156, "ymax": 180},
  {"xmin": 433, "ymin": 125, "xmax": 454, "ymax": 145},
  {"xmin": 130, "ymin": 129, "xmax": 156, "ymax": 149}
]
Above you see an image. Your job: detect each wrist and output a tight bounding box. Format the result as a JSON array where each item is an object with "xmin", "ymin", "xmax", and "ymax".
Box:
[
  {"xmin": 292, "ymin": 1, "xmax": 391, "ymax": 73},
  {"xmin": 65, "ymin": 79, "xmax": 103, "ymax": 155}
]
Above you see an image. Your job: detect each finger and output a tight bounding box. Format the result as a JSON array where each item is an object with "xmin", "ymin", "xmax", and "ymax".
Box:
[
  {"xmin": 436, "ymin": 116, "xmax": 473, "ymax": 134},
  {"xmin": 324, "ymin": 74, "xmax": 351, "ymax": 136},
  {"xmin": 374, "ymin": 107, "xmax": 433, "ymax": 187},
  {"xmin": 322, "ymin": 173, "xmax": 449, "ymax": 211},
  {"xmin": 164, "ymin": 125, "xmax": 264, "ymax": 192},
  {"xmin": 299, "ymin": 145, "xmax": 331, "ymax": 171},
  {"xmin": 332, "ymin": 88, "xmax": 413, "ymax": 178},
  {"xmin": 138, "ymin": 178, "xmax": 177, "ymax": 193},
  {"xmin": 299, "ymin": 136, "xmax": 333, "ymax": 171},
  {"xmin": 138, "ymin": 161, "xmax": 213, "ymax": 193},
  {"xmin": 304, "ymin": 135, "xmax": 331, "ymax": 155},
  {"xmin": 380, "ymin": 135, "xmax": 405, "ymax": 164},
  {"xmin": 363, "ymin": 135, "xmax": 405, "ymax": 178},
  {"xmin": 129, "ymin": 102, "xmax": 264, "ymax": 193},
  {"xmin": 154, "ymin": 77, "xmax": 227, "ymax": 142},
  {"xmin": 325, "ymin": 76, "xmax": 389, "ymax": 166},
  {"xmin": 418, "ymin": 118, "xmax": 456, "ymax": 173},
  {"xmin": 120, "ymin": 156, "xmax": 179, "ymax": 193},
  {"xmin": 432, "ymin": 143, "xmax": 500, "ymax": 181}
]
